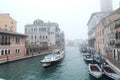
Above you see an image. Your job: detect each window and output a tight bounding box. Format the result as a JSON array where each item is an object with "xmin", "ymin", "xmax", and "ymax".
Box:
[
  {"xmin": 119, "ymin": 32, "xmax": 120, "ymax": 39},
  {"xmin": 5, "ymin": 36, "xmax": 7, "ymax": 45},
  {"xmin": 35, "ymin": 35, "xmax": 36, "ymax": 39},
  {"xmin": 0, "ymin": 35, "xmax": 2, "ymax": 45},
  {"xmin": 16, "ymin": 49, "xmax": 20, "ymax": 54},
  {"xmin": 1, "ymin": 50, "xmax": 4, "ymax": 55},
  {"xmin": 31, "ymin": 35, "xmax": 33, "ymax": 39},
  {"xmin": 11, "ymin": 21, "xmax": 13, "ymax": 24},
  {"xmin": 16, "ymin": 49, "xmax": 17, "ymax": 53},
  {"xmin": 116, "ymin": 32, "xmax": 118, "ymax": 39},
  {"xmin": 18, "ymin": 49, "xmax": 20, "ymax": 53},
  {"xmin": 40, "ymin": 35, "xmax": 41, "ymax": 39},
  {"xmin": 32, "ymin": 28, "xmax": 33, "ymax": 32},
  {"xmin": 25, "ymin": 28, "xmax": 27, "ymax": 32},
  {"xmin": 5, "ymin": 50, "xmax": 7, "ymax": 55},
  {"xmin": 8, "ymin": 50, "xmax": 10, "ymax": 54},
  {"xmin": 51, "ymin": 32, "xmax": 54, "ymax": 34},
  {"xmin": 34, "ymin": 42, "xmax": 36, "ymax": 45},
  {"xmin": 2, "ymin": 36, "xmax": 4, "ymax": 44},
  {"xmin": 40, "ymin": 42, "xmax": 41, "ymax": 45},
  {"xmin": 16, "ymin": 36, "xmax": 20, "ymax": 44},
  {"xmin": 5, "ymin": 25, "xmax": 7, "ymax": 27}
]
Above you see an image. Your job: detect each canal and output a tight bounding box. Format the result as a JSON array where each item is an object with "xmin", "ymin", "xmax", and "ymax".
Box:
[{"xmin": 0, "ymin": 46, "xmax": 108, "ymax": 80}]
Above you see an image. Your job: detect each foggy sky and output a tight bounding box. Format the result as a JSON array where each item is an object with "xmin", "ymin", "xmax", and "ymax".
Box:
[{"xmin": 0, "ymin": 0, "xmax": 120, "ymax": 40}]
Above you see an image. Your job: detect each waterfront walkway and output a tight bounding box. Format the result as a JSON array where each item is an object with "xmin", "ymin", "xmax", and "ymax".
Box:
[{"xmin": 0, "ymin": 51, "xmax": 50, "ymax": 64}]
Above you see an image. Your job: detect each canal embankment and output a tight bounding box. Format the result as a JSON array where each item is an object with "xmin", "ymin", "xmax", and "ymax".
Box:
[
  {"xmin": 105, "ymin": 59, "xmax": 120, "ymax": 73},
  {"xmin": 0, "ymin": 50, "xmax": 51, "ymax": 65}
]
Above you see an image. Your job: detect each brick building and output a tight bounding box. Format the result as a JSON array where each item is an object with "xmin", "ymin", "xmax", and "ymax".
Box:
[{"xmin": 0, "ymin": 29, "xmax": 27, "ymax": 62}]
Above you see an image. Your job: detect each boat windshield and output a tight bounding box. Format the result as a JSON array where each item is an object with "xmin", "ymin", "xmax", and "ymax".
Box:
[{"xmin": 52, "ymin": 49, "xmax": 60, "ymax": 54}]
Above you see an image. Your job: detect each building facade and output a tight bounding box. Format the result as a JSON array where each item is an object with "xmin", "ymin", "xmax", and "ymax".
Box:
[
  {"xmin": 95, "ymin": 19, "xmax": 105, "ymax": 56},
  {"xmin": 0, "ymin": 13, "xmax": 17, "ymax": 32},
  {"xmin": 87, "ymin": 12, "xmax": 111, "ymax": 49},
  {"xmin": 104, "ymin": 11, "xmax": 120, "ymax": 60},
  {"xmin": 25, "ymin": 19, "xmax": 49, "ymax": 47},
  {"xmin": 59, "ymin": 31, "xmax": 65, "ymax": 49},
  {"xmin": 95, "ymin": 8, "xmax": 120, "ymax": 60},
  {"xmin": 49, "ymin": 23, "xmax": 61, "ymax": 47},
  {"xmin": 25, "ymin": 19, "xmax": 64, "ymax": 50},
  {"xmin": 0, "ymin": 29, "xmax": 27, "ymax": 61}
]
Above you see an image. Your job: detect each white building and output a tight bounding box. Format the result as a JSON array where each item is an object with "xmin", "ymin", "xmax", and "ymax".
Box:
[
  {"xmin": 87, "ymin": 0, "xmax": 113, "ymax": 49},
  {"xmin": 87, "ymin": 12, "xmax": 111, "ymax": 48},
  {"xmin": 49, "ymin": 23, "xmax": 60, "ymax": 46},
  {"xmin": 25, "ymin": 19, "xmax": 49, "ymax": 47},
  {"xmin": 25, "ymin": 19, "xmax": 64, "ymax": 49}
]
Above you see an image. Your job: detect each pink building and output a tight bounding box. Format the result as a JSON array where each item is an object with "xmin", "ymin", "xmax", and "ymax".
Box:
[
  {"xmin": 0, "ymin": 29, "xmax": 27, "ymax": 62},
  {"xmin": 95, "ymin": 19, "xmax": 105, "ymax": 55},
  {"xmin": 95, "ymin": 8, "xmax": 120, "ymax": 60}
]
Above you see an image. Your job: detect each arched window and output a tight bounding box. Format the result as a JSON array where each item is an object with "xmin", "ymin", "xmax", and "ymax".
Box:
[
  {"xmin": 5, "ymin": 50, "xmax": 7, "ymax": 55},
  {"xmin": 1, "ymin": 50, "xmax": 4, "ymax": 55}
]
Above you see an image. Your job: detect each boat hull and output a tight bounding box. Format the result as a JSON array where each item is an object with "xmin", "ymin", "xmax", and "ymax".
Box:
[
  {"xmin": 89, "ymin": 72, "xmax": 102, "ymax": 79},
  {"xmin": 83, "ymin": 56, "xmax": 93, "ymax": 62},
  {"xmin": 88, "ymin": 64, "xmax": 102, "ymax": 79},
  {"xmin": 41, "ymin": 56, "xmax": 64, "ymax": 68},
  {"xmin": 103, "ymin": 65, "xmax": 120, "ymax": 80},
  {"xmin": 41, "ymin": 50, "xmax": 65, "ymax": 68}
]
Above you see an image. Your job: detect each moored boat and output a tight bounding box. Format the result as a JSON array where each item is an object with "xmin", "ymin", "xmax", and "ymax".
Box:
[
  {"xmin": 40, "ymin": 49, "xmax": 65, "ymax": 68},
  {"xmin": 88, "ymin": 64, "xmax": 102, "ymax": 79},
  {"xmin": 93, "ymin": 54, "xmax": 102, "ymax": 64},
  {"xmin": 83, "ymin": 55, "xmax": 93, "ymax": 62},
  {"xmin": 103, "ymin": 64, "xmax": 120, "ymax": 80}
]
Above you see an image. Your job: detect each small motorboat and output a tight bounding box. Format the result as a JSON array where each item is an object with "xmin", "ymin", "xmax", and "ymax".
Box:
[
  {"xmin": 103, "ymin": 64, "xmax": 120, "ymax": 80},
  {"xmin": 41, "ymin": 49, "xmax": 65, "ymax": 68},
  {"xmin": 93, "ymin": 54, "xmax": 102, "ymax": 64},
  {"xmin": 83, "ymin": 55, "xmax": 93, "ymax": 62},
  {"xmin": 88, "ymin": 64, "xmax": 102, "ymax": 79}
]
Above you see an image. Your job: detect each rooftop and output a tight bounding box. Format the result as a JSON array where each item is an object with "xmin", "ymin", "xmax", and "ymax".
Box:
[{"xmin": 0, "ymin": 29, "xmax": 27, "ymax": 37}]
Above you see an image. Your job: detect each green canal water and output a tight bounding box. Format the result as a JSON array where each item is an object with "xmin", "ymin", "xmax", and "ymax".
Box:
[{"xmin": 0, "ymin": 46, "xmax": 108, "ymax": 80}]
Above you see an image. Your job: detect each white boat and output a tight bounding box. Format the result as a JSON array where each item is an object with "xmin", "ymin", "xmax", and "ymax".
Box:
[
  {"xmin": 83, "ymin": 55, "xmax": 93, "ymax": 62},
  {"xmin": 0, "ymin": 78, "xmax": 5, "ymax": 80},
  {"xmin": 103, "ymin": 64, "xmax": 120, "ymax": 80},
  {"xmin": 83, "ymin": 52, "xmax": 90, "ymax": 56},
  {"xmin": 41, "ymin": 49, "xmax": 65, "ymax": 68},
  {"xmin": 88, "ymin": 64, "xmax": 102, "ymax": 79}
]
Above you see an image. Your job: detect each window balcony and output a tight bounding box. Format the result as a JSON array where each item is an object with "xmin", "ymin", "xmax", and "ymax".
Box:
[{"xmin": 0, "ymin": 42, "xmax": 11, "ymax": 45}]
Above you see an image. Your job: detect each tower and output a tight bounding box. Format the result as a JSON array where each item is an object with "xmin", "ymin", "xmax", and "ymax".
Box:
[{"xmin": 100, "ymin": 0, "xmax": 113, "ymax": 12}]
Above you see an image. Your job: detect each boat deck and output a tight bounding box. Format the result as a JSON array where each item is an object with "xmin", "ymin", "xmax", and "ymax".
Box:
[
  {"xmin": 91, "ymin": 66, "xmax": 100, "ymax": 72},
  {"xmin": 104, "ymin": 67, "xmax": 116, "ymax": 73}
]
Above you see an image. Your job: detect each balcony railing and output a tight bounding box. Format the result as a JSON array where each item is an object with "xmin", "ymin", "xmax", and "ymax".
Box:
[{"xmin": 0, "ymin": 42, "xmax": 11, "ymax": 45}]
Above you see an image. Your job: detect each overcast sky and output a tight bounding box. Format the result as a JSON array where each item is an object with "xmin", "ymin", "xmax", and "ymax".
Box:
[{"xmin": 0, "ymin": 0, "xmax": 120, "ymax": 40}]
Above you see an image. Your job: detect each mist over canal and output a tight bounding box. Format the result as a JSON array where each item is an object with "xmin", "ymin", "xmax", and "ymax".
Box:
[{"xmin": 0, "ymin": 46, "xmax": 108, "ymax": 80}]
